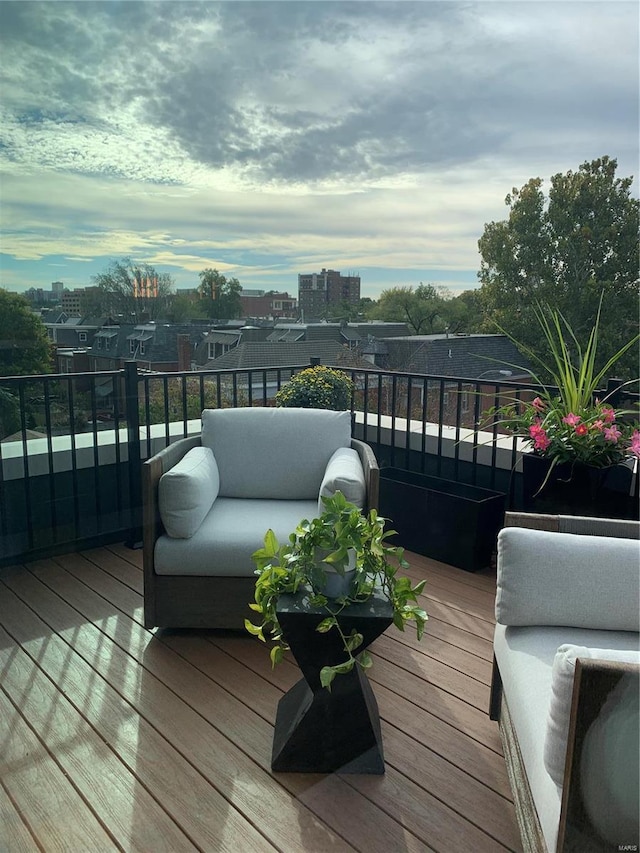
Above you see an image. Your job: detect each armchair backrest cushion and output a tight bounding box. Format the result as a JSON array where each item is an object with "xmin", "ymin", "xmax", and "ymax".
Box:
[
  {"xmin": 496, "ymin": 527, "xmax": 640, "ymax": 630},
  {"xmin": 201, "ymin": 407, "xmax": 352, "ymax": 500},
  {"xmin": 159, "ymin": 446, "xmax": 220, "ymax": 538}
]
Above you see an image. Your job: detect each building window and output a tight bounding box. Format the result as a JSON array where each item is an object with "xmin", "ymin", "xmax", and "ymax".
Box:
[
  {"xmin": 78, "ymin": 332, "xmax": 87, "ymax": 342},
  {"xmin": 208, "ymin": 342, "xmax": 215, "ymax": 360},
  {"xmin": 139, "ymin": 341, "xmax": 145, "ymax": 356},
  {"xmin": 97, "ymin": 337, "xmax": 102, "ymax": 349},
  {"xmin": 129, "ymin": 339, "xmax": 136, "ymax": 354},
  {"xmin": 105, "ymin": 338, "xmax": 110, "ymax": 351}
]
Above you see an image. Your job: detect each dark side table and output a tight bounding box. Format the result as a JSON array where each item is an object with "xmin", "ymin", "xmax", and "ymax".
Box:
[{"xmin": 271, "ymin": 587, "xmax": 393, "ymax": 774}]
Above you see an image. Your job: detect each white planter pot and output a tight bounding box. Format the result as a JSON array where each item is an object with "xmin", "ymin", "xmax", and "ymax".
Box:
[{"xmin": 314, "ymin": 548, "xmax": 357, "ymax": 599}]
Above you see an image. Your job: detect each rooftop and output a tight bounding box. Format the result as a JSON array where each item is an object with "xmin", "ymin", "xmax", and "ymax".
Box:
[{"xmin": 0, "ymin": 543, "xmax": 521, "ymax": 851}]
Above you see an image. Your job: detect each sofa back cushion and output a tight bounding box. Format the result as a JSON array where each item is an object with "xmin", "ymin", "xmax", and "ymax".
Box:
[
  {"xmin": 544, "ymin": 644, "xmax": 640, "ymax": 786},
  {"xmin": 159, "ymin": 446, "xmax": 219, "ymax": 538},
  {"xmin": 496, "ymin": 527, "xmax": 640, "ymax": 631},
  {"xmin": 201, "ymin": 407, "xmax": 352, "ymax": 499}
]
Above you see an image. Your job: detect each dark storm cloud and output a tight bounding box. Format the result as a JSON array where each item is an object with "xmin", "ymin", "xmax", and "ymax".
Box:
[{"xmin": 0, "ymin": 1, "xmax": 638, "ymax": 186}]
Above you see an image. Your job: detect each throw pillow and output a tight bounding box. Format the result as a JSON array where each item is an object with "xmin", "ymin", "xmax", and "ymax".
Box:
[
  {"xmin": 318, "ymin": 447, "xmax": 366, "ymax": 514},
  {"xmin": 544, "ymin": 644, "xmax": 640, "ymax": 787},
  {"xmin": 159, "ymin": 446, "xmax": 219, "ymax": 538}
]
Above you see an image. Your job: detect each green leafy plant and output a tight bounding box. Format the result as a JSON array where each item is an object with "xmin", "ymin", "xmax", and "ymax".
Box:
[
  {"xmin": 275, "ymin": 365, "xmax": 354, "ymax": 410},
  {"xmin": 481, "ymin": 297, "xmax": 640, "ymax": 488},
  {"xmin": 245, "ymin": 491, "xmax": 427, "ymax": 690}
]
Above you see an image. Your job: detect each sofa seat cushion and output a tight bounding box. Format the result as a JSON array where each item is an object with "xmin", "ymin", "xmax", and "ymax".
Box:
[
  {"xmin": 318, "ymin": 447, "xmax": 366, "ymax": 513},
  {"xmin": 201, "ymin": 407, "xmax": 352, "ymax": 500},
  {"xmin": 494, "ymin": 623, "xmax": 640, "ymax": 853},
  {"xmin": 158, "ymin": 446, "xmax": 220, "ymax": 539},
  {"xmin": 154, "ymin": 497, "xmax": 318, "ymax": 576}
]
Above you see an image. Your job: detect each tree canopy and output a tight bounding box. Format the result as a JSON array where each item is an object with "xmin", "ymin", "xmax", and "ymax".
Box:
[
  {"xmin": 89, "ymin": 258, "xmax": 174, "ymax": 321},
  {"xmin": 198, "ymin": 269, "xmax": 242, "ymax": 320},
  {"xmin": 478, "ymin": 156, "xmax": 640, "ymax": 379},
  {"xmin": 0, "ymin": 289, "xmax": 52, "ymax": 377},
  {"xmin": 366, "ymin": 284, "xmax": 446, "ymax": 333}
]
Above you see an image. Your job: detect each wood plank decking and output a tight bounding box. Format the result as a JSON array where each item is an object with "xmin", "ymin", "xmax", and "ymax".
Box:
[{"xmin": 0, "ymin": 544, "xmax": 521, "ymax": 852}]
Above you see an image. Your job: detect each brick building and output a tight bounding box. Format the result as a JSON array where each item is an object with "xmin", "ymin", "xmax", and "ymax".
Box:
[{"xmin": 297, "ymin": 269, "xmax": 360, "ymax": 319}]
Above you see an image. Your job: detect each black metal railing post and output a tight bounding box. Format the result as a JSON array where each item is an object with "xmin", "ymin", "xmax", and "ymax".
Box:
[
  {"xmin": 124, "ymin": 361, "xmax": 143, "ymax": 548},
  {"xmin": 605, "ymin": 377, "xmax": 624, "ymax": 409}
]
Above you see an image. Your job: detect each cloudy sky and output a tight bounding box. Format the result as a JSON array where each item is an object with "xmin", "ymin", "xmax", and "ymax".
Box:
[{"xmin": 1, "ymin": 1, "xmax": 638, "ymax": 300}]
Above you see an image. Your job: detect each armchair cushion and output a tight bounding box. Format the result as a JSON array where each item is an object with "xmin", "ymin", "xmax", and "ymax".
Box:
[
  {"xmin": 158, "ymin": 446, "xmax": 220, "ymax": 538},
  {"xmin": 496, "ymin": 527, "xmax": 640, "ymax": 630},
  {"xmin": 318, "ymin": 447, "xmax": 366, "ymax": 513},
  {"xmin": 544, "ymin": 644, "xmax": 640, "ymax": 786},
  {"xmin": 201, "ymin": 407, "xmax": 352, "ymax": 500}
]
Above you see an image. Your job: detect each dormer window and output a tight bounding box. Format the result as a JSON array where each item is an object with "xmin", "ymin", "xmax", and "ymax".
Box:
[
  {"xmin": 97, "ymin": 337, "xmax": 103, "ymax": 349},
  {"xmin": 78, "ymin": 332, "xmax": 87, "ymax": 343},
  {"xmin": 139, "ymin": 341, "xmax": 146, "ymax": 356},
  {"xmin": 129, "ymin": 339, "xmax": 136, "ymax": 354}
]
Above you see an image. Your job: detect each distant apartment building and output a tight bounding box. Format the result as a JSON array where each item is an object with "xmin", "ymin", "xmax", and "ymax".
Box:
[
  {"xmin": 240, "ymin": 289, "xmax": 297, "ymax": 319},
  {"xmin": 298, "ymin": 269, "xmax": 360, "ymax": 319},
  {"xmin": 61, "ymin": 290, "xmax": 83, "ymax": 315}
]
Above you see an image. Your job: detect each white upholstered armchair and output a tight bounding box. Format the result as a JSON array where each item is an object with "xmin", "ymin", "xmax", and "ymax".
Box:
[{"xmin": 143, "ymin": 407, "xmax": 379, "ymax": 630}]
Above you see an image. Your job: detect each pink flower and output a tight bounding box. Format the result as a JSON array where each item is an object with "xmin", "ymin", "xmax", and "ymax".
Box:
[
  {"xmin": 601, "ymin": 408, "xmax": 616, "ymax": 424},
  {"xmin": 603, "ymin": 425, "xmax": 622, "ymax": 443},
  {"xmin": 529, "ymin": 423, "xmax": 550, "ymax": 451},
  {"xmin": 574, "ymin": 424, "xmax": 588, "ymax": 436},
  {"xmin": 630, "ymin": 430, "xmax": 640, "ymax": 458},
  {"xmin": 562, "ymin": 413, "xmax": 581, "ymax": 426},
  {"xmin": 532, "ymin": 397, "xmax": 545, "ymax": 411},
  {"xmin": 592, "ymin": 420, "xmax": 604, "ymax": 431}
]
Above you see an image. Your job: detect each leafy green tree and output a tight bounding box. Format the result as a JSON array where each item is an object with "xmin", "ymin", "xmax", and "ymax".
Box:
[
  {"xmin": 165, "ymin": 292, "xmax": 208, "ymax": 323},
  {"xmin": 91, "ymin": 258, "xmax": 174, "ymax": 322},
  {"xmin": 0, "ymin": 289, "xmax": 53, "ymax": 376},
  {"xmin": 198, "ymin": 269, "xmax": 242, "ymax": 320},
  {"xmin": 367, "ymin": 283, "xmax": 446, "ymax": 334},
  {"xmin": 478, "ymin": 156, "xmax": 640, "ymax": 379},
  {"xmin": 441, "ymin": 289, "xmax": 486, "ymax": 334}
]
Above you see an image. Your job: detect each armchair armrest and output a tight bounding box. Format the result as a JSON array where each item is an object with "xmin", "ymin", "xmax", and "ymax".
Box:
[
  {"xmin": 351, "ymin": 438, "xmax": 379, "ymax": 511},
  {"xmin": 557, "ymin": 658, "xmax": 639, "ymax": 852}
]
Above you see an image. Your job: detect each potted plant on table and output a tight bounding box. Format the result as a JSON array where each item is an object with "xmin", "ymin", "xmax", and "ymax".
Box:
[
  {"xmin": 481, "ymin": 298, "xmax": 640, "ymax": 515},
  {"xmin": 245, "ymin": 491, "xmax": 427, "ymax": 690}
]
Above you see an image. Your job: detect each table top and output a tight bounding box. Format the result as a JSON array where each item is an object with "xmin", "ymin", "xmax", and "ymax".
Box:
[{"xmin": 276, "ymin": 585, "xmax": 393, "ymax": 620}]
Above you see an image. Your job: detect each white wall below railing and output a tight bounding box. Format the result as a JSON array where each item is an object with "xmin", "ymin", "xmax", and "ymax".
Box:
[{"xmin": 1, "ymin": 411, "xmax": 528, "ymax": 481}]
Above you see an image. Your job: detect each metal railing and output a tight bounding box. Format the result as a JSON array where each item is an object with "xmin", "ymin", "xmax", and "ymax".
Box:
[{"xmin": 1, "ymin": 363, "xmax": 637, "ymax": 565}]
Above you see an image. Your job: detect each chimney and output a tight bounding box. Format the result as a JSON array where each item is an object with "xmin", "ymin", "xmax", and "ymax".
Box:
[{"xmin": 177, "ymin": 334, "xmax": 192, "ymax": 371}]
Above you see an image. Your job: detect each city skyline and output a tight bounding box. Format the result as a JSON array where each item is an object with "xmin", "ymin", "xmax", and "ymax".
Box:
[{"xmin": 1, "ymin": 1, "xmax": 638, "ymax": 299}]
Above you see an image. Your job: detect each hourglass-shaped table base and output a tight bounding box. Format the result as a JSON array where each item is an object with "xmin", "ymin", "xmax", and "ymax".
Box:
[{"xmin": 271, "ymin": 588, "xmax": 393, "ymax": 774}]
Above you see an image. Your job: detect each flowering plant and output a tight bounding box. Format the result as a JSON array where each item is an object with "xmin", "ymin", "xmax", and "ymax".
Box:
[
  {"xmin": 482, "ymin": 299, "xmax": 639, "ymax": 480},
  {"xmin": 276, "ymin": 365, "xmax": 354, "ymax": 410}
]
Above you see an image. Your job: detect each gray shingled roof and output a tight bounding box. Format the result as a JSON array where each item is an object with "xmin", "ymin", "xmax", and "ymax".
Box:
[
  {"xmin": 381, "ymin": 334, "xmax": 533, "ymax": 378},
  {"xmin": 204, "ymin": 340, "xmax": 372, "ymax": 370}
]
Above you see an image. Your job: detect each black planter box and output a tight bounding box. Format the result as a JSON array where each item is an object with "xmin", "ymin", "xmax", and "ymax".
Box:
[
  {"xmin": 522, "ymin": 454, "xmax": 638, "ymax": 520},
  {"xmin": 379, "ymin": 467, "xmax": 506, "ymax": 572}
]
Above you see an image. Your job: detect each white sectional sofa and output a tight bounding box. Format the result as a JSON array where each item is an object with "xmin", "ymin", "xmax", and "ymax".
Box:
[
  {"xmin": 490, "ymin": 512, "xmax": 640, "ymax": 853},
  {"xmin": 142, "ymin": 407, "xmax": 379, "ymax": 630}
]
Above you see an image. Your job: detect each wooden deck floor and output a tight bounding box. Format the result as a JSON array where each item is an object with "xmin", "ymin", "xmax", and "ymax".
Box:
[{"xmin": 0, "ymin": 544, "xmax": 521, "ymax": 853}]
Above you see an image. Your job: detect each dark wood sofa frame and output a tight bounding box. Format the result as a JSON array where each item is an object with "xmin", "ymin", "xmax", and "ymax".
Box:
[{"xmin": 490, "ymin": 511, "xmax": 640, "ymax": 853}]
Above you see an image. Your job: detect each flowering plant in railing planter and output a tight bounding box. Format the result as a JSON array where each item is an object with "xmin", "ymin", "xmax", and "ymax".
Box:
[
  {"xmin": 481, "ymin": 298, "xmax": 639, "ymax": 490},
  {"xmin": 275, "ymin": 365, "xmax": 354, "ymax": 411}
]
